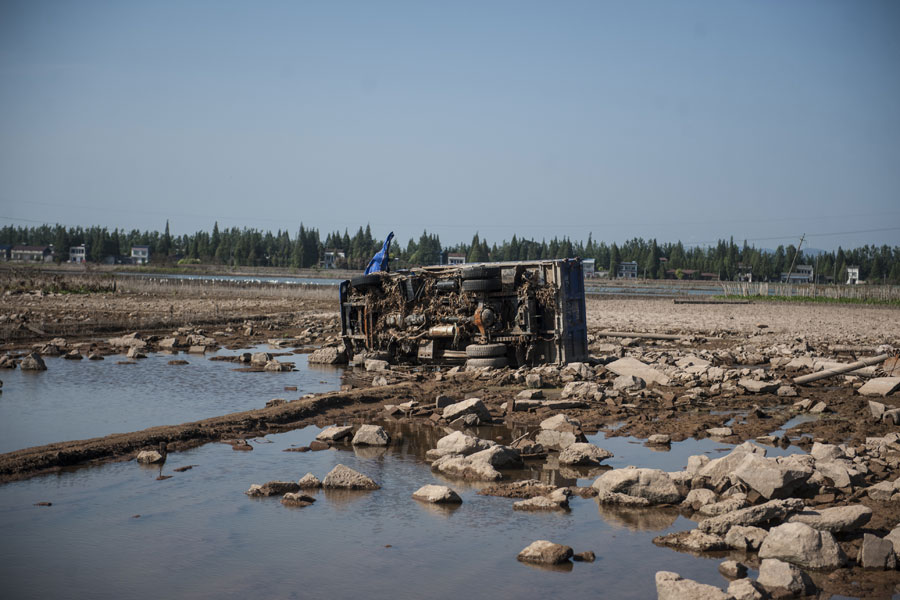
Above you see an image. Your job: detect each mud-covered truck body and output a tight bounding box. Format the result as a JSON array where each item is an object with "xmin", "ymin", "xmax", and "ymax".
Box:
[{"xmin": 339, "ymin": 259, "xmax": 588, "ymax": 368}]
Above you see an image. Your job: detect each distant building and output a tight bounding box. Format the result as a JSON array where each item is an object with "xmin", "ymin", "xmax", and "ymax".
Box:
[
  {"xmin": 737, "ymin": 264, "xmax": 753, "ymax": 283},
  {"xmin": 69, "ymin": 244, "xmax": 88, "ymax": 263},
  {"xmin": 700, "ymin": 272, "xmax": 719, "ymax": 281},
  {"xmin": 781, "ymin": 265, "xmax": 814, "ymax": 284},
  {"xmin": 846, "ymin": 266, "xmax": 860, "ymax": 285},
  {"xmin": 582, "ymin": 258, "xmax": 595, "ymax": 277},
  {"xmin": 11, "ymin": 245, "xmax": 52, "ymax": 262},
  {"xmin": 322, "ymin": 248, "xmax": 346, "ymax": 269},
  {"xmin": 131, "ymin": 245, "xmax": 150, "ymax": 265},
  {"xmin": 616, "ymin": 261, "xmax": 638, "ymax": 279},
  {"xmin": 446, "ymin": 252, "xmax": 466, "ymax": 266},
  {"xmin": 0, "ymin": 244, "xmax": 10, "ymax": 261}
]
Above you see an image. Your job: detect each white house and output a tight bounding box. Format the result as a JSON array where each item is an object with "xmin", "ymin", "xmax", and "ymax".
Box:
[
  {"xmin": 131, "ymin": 245, "xmax": 150, "ymax": 265},
  {"xmin": 322, "ymin": 249, "xmax": 346, "ymax": 269},
  {"xmin": 582, "ymin": 258, "xmax": 596, "ymax": 277},
  {"xmin": 846, "ymin": 266, "xmax": 860, "ymax": 285},
  {"xmin": 69, "ymin": 244, "xmax": 88, "ymax": 263},
  {"xmin": 616, "ymin": 261, "xmax": 638, "ymax": 279},
  {"xmin": 781, "ymin": 265, "xmax": 814, "ymax": 284},
  {"xmin": 446, "ymin": 252, "xmax": 466, "ymax": 265}
]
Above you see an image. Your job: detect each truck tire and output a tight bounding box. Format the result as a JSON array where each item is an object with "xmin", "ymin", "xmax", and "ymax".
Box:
[
  {"xmin": 466, "ymin": 356, "xmax": 508, "ymax": 369},
  {"xmin": 461, "ymin": 278, "xmax": 501, "ymax": 292},
  {"xmin": 350, "ymin": 273, "xmax": 383, "ymax": 290},
  {"xmin": 465, "ymin": 343, "xmax": 508, "ymax": 358},
  {"xmin": 461, "ymin": 266, "xmax": 501, "ymax": 280}
]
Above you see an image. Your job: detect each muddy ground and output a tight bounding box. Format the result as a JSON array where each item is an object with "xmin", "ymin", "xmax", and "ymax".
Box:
[{"xmin": 2, "ymin": 283, "xmax": 900, "ymax": 597}]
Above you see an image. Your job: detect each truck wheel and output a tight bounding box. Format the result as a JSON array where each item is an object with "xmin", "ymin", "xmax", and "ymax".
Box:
[
  {"xmin": 461, "ymin": 278, "xmax": 501, "ymax": 292},
  {"xmin": 465, "ymin": 356, "xmax": 508, "ymax": 369},
  {"xmin": 350, "ymin": 273, "xmax": 383, "ymax": 290},
  {"xmin": 465, "ymin": 343, "xmax": 507, "ymax": 358},
  {"xmin": 461, "ymin": 266, "xmax": 501, "ymax": 280}
]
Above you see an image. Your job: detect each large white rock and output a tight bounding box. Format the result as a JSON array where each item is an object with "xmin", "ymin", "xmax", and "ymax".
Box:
[
  {"xmin": 758, "ymin": 522, "xmax": 846, "ymax": 569},
  {"xmin": 517, "ymin": 540, "xmax": 573, "ymax": 565},
  {"xmin": 788, "ymin": 505, "xmax": 872, "ymax": 533},
  {"xmin": 733, "ymin": 453, "xmax": 812, "ymax": 499},
  {"xmin": 468, "ymin": 445, "xmax": 522, "ymax": 469},
  {"xmin": 442, "ymin": 398, "xmax": 492, "ymax": 422},
  {"xmin": 316, "ymin": 425, "xmax": 354, "ymax": 442},
  {"xmin": 558, "ymin": 442, "xmax": 613, "ymax": 466},
  {"xmin": 591, "ymin": 468, "xmax": 681, "ymax": 504},
  {"xmin": 351, "ymin": 424, "xmax": 391, "ymax": 446},
  {"xmin": 857, "ymin": 533, "xmax": 897, "ymax": 570},
  {"xmin": 535, "ymin": 429, "xmax": 582, "ymax": 450},
  {"xmin": 606, "ymin": 357, "xmax": 671, "ymax": 386},
  {"xmin": 430, "ymin": 454, "xmax": 502, "ymax": 481},
  {"xmin": 699, "ymin": 498, "xmax": 805, "ymax": 536},
  {"xmin": 321, "ymin": 464, "xmax": 380, "ymax": 490},
  {"xmin": 756, "ymin": 559, "xmax": 814, "ymax": 596},
  {"xmin": 540, "ymin": 414, "xmax": 582, "ymax": 431},
  {"xmin": 136, "ymin": 450, "xmax": 164, "ymax": 464},
  {"xmin": 695, "ymin": 442, "xmax": 766, "ymax": 487},
  {"xmin": 858, "ymin": 377, "xmax": 900, "ymax": 397},
  {"xmin": 411, "ymin": 484, "xmax": 462, "ymax": 504},
  {"xmin": 738, "ymin": 378, "xmax": 779, "ymax": 394},
  {"xmin": 724, "ymin": 525, "xmax": 768, "ymax": 552},
  {"xmin": 655, "ymin": 571, "xmax": 729, "ymax": 600},
  {"xmin": 428, "ymin": 431, "xmax": 494, "ymax": 459}
]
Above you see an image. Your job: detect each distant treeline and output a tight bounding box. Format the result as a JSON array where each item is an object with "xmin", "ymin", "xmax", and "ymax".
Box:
[{"xmin": 2, "ymin": 222, "xmax": 898, "ymax": 284}]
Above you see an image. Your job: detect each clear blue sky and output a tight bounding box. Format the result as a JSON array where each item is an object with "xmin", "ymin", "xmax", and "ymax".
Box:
[{"xmin": 1, "ymin": 0, "xmax": 898, "ymax": 250}]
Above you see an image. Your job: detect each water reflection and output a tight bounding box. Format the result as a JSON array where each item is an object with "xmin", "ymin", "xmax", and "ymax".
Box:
[{"xmin": 596, "ymin": 504, "xmax": 679, "ymax": 531}]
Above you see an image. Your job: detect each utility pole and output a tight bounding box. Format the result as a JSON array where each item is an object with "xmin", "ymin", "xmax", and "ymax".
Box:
[{"xmin": 785, "ymin": 233, "xmax": 805, "ymax": 284}]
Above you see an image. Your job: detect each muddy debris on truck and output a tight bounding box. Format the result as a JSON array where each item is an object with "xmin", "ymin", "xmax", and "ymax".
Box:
[{"xmin": 339, "ymin": 259, "xmax": 588, "ymax": 369}]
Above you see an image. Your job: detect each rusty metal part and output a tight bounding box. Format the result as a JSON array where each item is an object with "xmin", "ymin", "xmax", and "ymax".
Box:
[
  {"xmin": 427, "ymin": 325, "xmax": 457, "ymax": 338},
  {"xmin": 473, "ymin": 305, "xmax": 486, "ymax": 337}
]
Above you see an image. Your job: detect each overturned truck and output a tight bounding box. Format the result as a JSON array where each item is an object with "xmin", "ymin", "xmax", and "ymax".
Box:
[{"xmin": 339, "ymin": 259, "xmax": 588, "ymax": 369}]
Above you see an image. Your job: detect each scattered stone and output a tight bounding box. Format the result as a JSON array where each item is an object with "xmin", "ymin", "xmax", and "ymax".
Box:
[
  {"xmin": 442, "ymin": 398, "xmax": 492, "ymax": 422},
  {"xmin": 595, "ymin": 489, "xmax": 651, "ymax": 507},
  {"xmin": 517, "ymin": 540, "xmax": 573, "ymax": 565},
  {"xmin": 297, "ymin": 473, "xmax": 322, "ymax": 488},
  {"xmin": 308, "ymin": 346, "xmax": 348, "ymax": 365},
  {"xmin": 606, "ymin": 357, "xmax": 671, "ymax": 386},
  {"xmin": 654, "ymin": 571, "xmax": 729, "ymax": 600},
  {"xmin": 732, "ymin": 453, "xmax": 812, "ymax": 499},
  {"xmin": 858, "ymin": 377, "xmax": 900, "ymax": 397},
  {"xmin": 698, "ymin": 498, "xmax": 805, "ymax": 536},
  {"xmin": 365, "ymin": 358, "xmax": 389, "ymax": 372},
  {"xmin": 322, "ymin": 464, "xmax": 380, "ymax": 490},
  {"xmin": 758, "ymin": 522, "xmax": 846, "ymax": 569},
  {"xmin": 592, "ymin": 468, "xmax": 681, "ymax": 504},
  {"xmin": 168, "ymin": 359, "xmax": 188, "ymax": 365},
  {"xmin": 724, "ymin": 525, "xmax": 768, "ymax": 552},
  {"xmin": 513, "ymin": 493, "xmax": 569, "ymax": 511},
  {"xmin": 572, "ymin": 551, "xmax": 595, "ymax": 562},
  {"xmin": 726, "ymin": 578, "xmax": 766, "ymax": 600},
  {"xmin": 738, "ymin": 379, "xmax": 779, "ymax": 394},
  {"xmin": 427, "ymin": 431, "xmax": 495, "ymax": 460},
  {"xmin": 246, "ymin": 481, "xmax": 301, "ymax": 497},
  {"xmin": 776, "ymin": 385, "xmax": 798, "ymax": 397},
  {"xmin": 434, "ymin": 394, "xmax": 455, "ymax": 409},
  {"xmin": 20, "ymin": 353, "xmax": 47, "ymax": 371},
  {"xmin": 613, "ymin": 374, "xmax": 645, "ymax": 391},
  {"xmin": 136, "ymin": 450, "xmax": 164, "ymax": 464},
  {"xmin": 412, "ymin": 484, "xmax": 462, "ymax": 504},
  {"xmin": 126, "ymin": 347, "xmax": 146, "ymax": 359},
  {"xmin": 316, "ymin": 425, "xmax": 354, "ymax": 442},
  {"xmin": 756, "ymin": 558, "xmax": 815, "ymax": 597},
  {"xmin": 352, "ymin": 424, "xmax": 391, "ymax": 446},
  {"xmin": 281, "ymin": 493, "xmax": 316, "ymax": 507},
  {"xmin": 309, "ymin": 440, "xmax": 330, "ymax": 451},
  {"xmin": 558, "ymin": 442, "xmax": 613, "ymax": 466},
  {"xmin": 654, "ymin": 529, "xmax": 729, "ymax": 552},
  {"xmin": 431, "ymin": 454, "xmax": 502, "ymax": 481},
  {"xmin": 857, "ymin": 533, "xmax": 897, "ymax": 570},
  {"xmin": 648, "ymin": 434, "xmax": 671, "ymax": 445},
  {"xmin": 717, "ymin": 560, "xmax": 747, "ymax": 580},
  {"xmin": 809, "ymin": 401, "xmax": 828, "ymax": 414},
  {"xmin": 787, "ymin": 505, "xmax": 872, "ymax": 533},
  {"xmin": 706, "ymin": 427, "xmax": 733, "ymax": 437},
  {"xmin": 250, "ymin": 352, "xmax": 272, "ymax": 365},
  {"xmin": 681, "ymin": 488, "xmax": 717, "ymax": 511}
]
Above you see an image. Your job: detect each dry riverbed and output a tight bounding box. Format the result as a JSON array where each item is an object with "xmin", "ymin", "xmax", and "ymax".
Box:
[{"xmin": 2, "ymin": 285, "xmax": 900, "ymax": 599}]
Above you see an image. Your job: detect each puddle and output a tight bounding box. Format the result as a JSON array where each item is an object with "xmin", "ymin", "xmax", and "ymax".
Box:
[
  {"xmin": 0, "ymin": 423, "xmax": 733, "ymax": 600},
  {"xmin": 0, "ymin": 345, "xmax": 345, "ymax": 453},
  {"xmin": 768, "ymin": 414, "xmax": 820, "ymax": 439}
]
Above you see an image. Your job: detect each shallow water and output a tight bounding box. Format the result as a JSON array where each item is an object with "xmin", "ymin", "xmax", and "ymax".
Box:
[
  {"xmin": 1, "ymin": 351, "xmax": 817, "ymax": 599},
  {"xmin": 0, "ymin": 422, "xmax": 752, "ymax": 600},
  {"xmin": 0, "ymin": 345, "xmax": 343, "ymax": 453}
]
